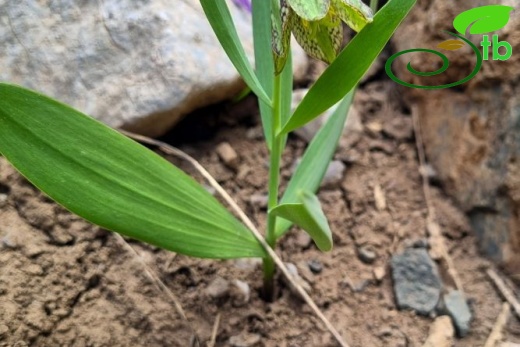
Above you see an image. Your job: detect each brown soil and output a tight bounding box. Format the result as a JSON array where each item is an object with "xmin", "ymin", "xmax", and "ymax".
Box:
[{"xmin": 1, "ymin": 79, "xmax": 520, "ymax": 346}]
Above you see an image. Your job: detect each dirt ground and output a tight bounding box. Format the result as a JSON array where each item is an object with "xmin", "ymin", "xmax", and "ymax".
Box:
[{"xmin": 1, "ymin": 72, "xmax": 520, "ymax": 346}]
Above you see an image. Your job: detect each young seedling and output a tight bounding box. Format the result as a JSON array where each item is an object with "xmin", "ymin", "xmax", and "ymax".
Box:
[{"xmin": 0, "ymin": 0, "xmax": 415, "ymax": 310}]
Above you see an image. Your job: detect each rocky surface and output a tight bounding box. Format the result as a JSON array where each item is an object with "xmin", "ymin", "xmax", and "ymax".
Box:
[
  {"xmin": 0, "ymin": 0, "xmax": 307, "ymax": 137},
  {"xmin": 392, "ymin": 0, "xmax": 520, "ymax": 277},
  {"xmin": 391, "ymin": 248, "xmax": 443, "ymax": 315},
  {"xmin": 442, "ymin": 290, "xmax": 472, "ymax": 337}
]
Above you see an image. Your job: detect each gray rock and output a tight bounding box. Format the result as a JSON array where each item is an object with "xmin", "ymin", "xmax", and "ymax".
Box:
[
  {"xmin": 308, "ymin": 259, "xmax": 323, "ymax": 274},
  {"xmin": 229, "ymin": 333, "xmax": 261, "ymax": 347},
  {"xmin": 443, "ymin": 290, "xmax": 472, "ymax": 337},
  {"xmin": 1, "ymin": 1, "xmax": 308, "ymax": 137},
  {"xmin": 249, "ymin": 193, "xmax": 268, "ymax": 209},
  {"xmin": 231, "ymin": 279, "xmax": 250, "ymax": 306},
  {"xmin": 321, "ymin": 160, "xmax": 346, "ymax": 189},
  {"xmin": 205, "ymin": 276, "xmax": 230, "ymax": 299},
  {"xmin": 358, "ymin": 245, "xmax": 377, "ymax": 264},
  {"xmin": 391, "ymin": 248, "xmax": 442, "ymax": 315}
]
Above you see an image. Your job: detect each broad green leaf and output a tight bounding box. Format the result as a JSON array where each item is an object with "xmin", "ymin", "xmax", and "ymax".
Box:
[
  {"xmin": 291, "ymin": 11, "xmax": 343, "ymax": 64},
  {"xmin": 200, "ymin": 0, "xmax": 271, "ymax": 106},
  {"xmin": 0, "ymin": 83, "xmax": 266, "ymax": 259},
  {"xmin": 280, "ymin": 0, "xmax": 416, "ymax": 134},
  {"xmin": 272, "ymin": 0, "xmax": 293, "ymax": 75},
  {"xmin": 253, "ymin": 0, "xmax": 274, "ymax": 149},
  {"xmin": 453, "ymin": 5, "xmax": 514, "ymax": 35},
  {"xmin": 287, "ymin": 0, "xmax": 330, "ymax": 21},
  {"xmin": 332, "ymin": 0, "xmax": 373, "ymax": 32},
  {"xmin": 270, "ymin": 190, "xmax": 332, "ymax": 251},
  {"xmin": 275, "ymin": 91, "xmax": 353, "ymax": 237}
]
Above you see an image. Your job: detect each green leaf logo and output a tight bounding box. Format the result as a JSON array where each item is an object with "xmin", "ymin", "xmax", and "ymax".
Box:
[{"xmin": 453, "ymin": 5, "xmax": 514, "ymax": 35}]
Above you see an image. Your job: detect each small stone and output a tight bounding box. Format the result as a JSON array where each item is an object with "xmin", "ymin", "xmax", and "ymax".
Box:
[
  {"xmin": 308, "ymin": 259, "xmax": 323, "ymax": 274},
  {"xmin": 358, "ymin": 245, "xmax": 377, "ymax": 264},
  {"xmin": 231, "ymin": 279, "xmax": 250, "ymax": 306},
  {"xmin": 24, "ymin": 264, "xmax": 44, "ymax": 276},
  {"xmin": 366, "ymin": 121, "xmax": 383, "ymax": 133},
  {"xmin": 229, "ymin": 332, "xmax": 261, "ymax": 347},
  {"xmin": 294, "ymin": 232, "xmax": 312, "ymax": 249},
  {"xmin": 321, "ymin": 161, "xmax": 346, "ymax": 189},
  {"xmin": 233, "ymin": 258, "xmax": 261, "ymax": 270},
  {"xmin": 1, "ymin": 229, "xmax": 24, "ymax": 249},
  {"xmin": 443, "ymin": 290, "xmax": 472, "ymax": 337},
  {"xmin": 249, "ymin": 194, "xmax": 268, "ymax": 209},
  {"xmin": 421, "ymin": 316, "xmax": 454, "ymax": 347},
  {"xmin": 391, "ymin": 248, "xmax": 442, "ymax": 316},
  {"xmin": 373, "ymin": 184, "xmax": 386, "ymax": 211},
  {"xmin": 205, "ymin": 276, "xmax": 230, "ymax": 299},
  {"xmin": 373, "ymin": 266, "xmax": 386, "ymax": 282},
  {"xmin": 0, "ymin": 324, "xmax": 8, "ymax": 337},
  {"xmin": 283, "ymin": 262, "xmax": 312, "ymax": 296},
  {"xmin": 203, "ymin": 184, "xmax": 217, "ymax": 196},
  {"xmin": 216, "ymin": 142, "xmax": 239, "ymax": 169},
  {"xmin": 0, "ymin": 193, "xmax": 7, "ymax": 207}
]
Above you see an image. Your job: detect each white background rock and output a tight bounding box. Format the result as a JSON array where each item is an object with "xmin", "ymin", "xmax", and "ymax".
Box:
[{"xmin": 0, "ymin": 0, "xmax": 308, "ymax": 136}]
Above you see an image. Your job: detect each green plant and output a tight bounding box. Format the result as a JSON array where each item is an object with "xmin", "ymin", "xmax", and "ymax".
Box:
[{"xmin": 0, "ymin": 0, "xmax": 415, "ymax": 302}]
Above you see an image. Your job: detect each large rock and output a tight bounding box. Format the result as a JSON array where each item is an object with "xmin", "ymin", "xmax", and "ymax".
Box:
[
  {"xmin": 0, "ymin": 0, "xmax": 307, "ymax": 136},
  {"xmin": 391, "ymin": 0, "xmax": 520, "ymax": 277}
]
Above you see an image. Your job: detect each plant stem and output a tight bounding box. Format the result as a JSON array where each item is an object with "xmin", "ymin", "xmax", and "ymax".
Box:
[
  {"xmin": 370, "ymin": 0, "xmax": 379, "ymax": 12},
  {"xmin": 262, "ymin": 73, "xmax": 283, "ymax": 300}
]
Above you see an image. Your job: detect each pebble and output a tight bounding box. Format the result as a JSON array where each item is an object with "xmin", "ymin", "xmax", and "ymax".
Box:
[
  {"xmin": 231, "ymin": 279, "xmax": 250, "ymax": 306},
  {"xmin": 283, "ymin": 262, "xmax": 312, "ymax": 296},
  {"xmin": 321, "ymin": 161, "xmax": 346, "ymax": 189},
  {"xmin": 0, "ymin": 324, "xmax": 8, "ymax": 337},
  {"xmin": 421, "ymin": 315, "xmax": 454, "ymax": 347},
  {"xmin": 373, "ymin": 266, "xmax": 386, "ymax": 282},
  {"xmin": 205, "ymin": 276, "xmax": 230, "ymax": 299},
  {"xmin": 294, "ymin": 232, "xmax": 312, "ymax": 249},
  {"xmin": 358, "ymin": 245, "xmax": 377, "ymax": 264},
  {"xmin": 391, "ymin": 248, "xmax": 442, "ymax": 315},
  {"xmin": 373, "ymin": 184, "xmax": 386, "ymax": 211},
  {"xmin": 216, "ymin": 142, "xmax": 239, "ymax": 169},
  {"xmin": 229, "ymin": 333, "xmax": 262, "ymax": 347},
  {"xmin": 308, "ymin": 259, "xmax": 323, "ymax": 274},
  {"xmin": 249, "ymin": 194, "xmax": 268, "ymax": 209},
  {"xmin": 443, "ymin": 290, "xmax": 472, "ymax": 337}
]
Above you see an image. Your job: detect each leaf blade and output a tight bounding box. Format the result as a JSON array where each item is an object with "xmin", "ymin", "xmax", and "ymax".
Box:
[
  {"xmin": 270, "ymin": 191, "xmax": 332, "ymax": 251},
  {"xmin": 200, "ymin": 0, "xmax": 271, "ymax": 105},
  {"xmin": 0, "ymin": 83, "xmax": 266, "ymax": 259},
  {"xmin": 275, "ymin": 91, "xmax": 353, "ymax": 237},
  {"xmin": 280, "ymin": 0, "xmax": 416, "ymax": 134}
]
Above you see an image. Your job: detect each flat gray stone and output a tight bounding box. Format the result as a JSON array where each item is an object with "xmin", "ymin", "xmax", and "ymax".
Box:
[
  {"xmin": 1, "ymin": 0, "xmax": 308, "ymax": 136},
  {"xmin": 391, "ymin": 248, "xmax": 442, "ymax": 315},
  {"xmin": 443, "ymin": 290, "xmax": 472, "ymax": 337}
]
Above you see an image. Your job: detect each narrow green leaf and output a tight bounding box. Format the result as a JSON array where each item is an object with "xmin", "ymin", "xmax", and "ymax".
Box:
[
  {"xmin": 271, "ymin": 190, "xmax": 333, "ymax": 252},
  {"xmin": 453, "ymin": 5, "xmax": 514, "ymax": 35},
  {"xmin": 287, "ymin": 0, "xmax": 331, "ymax": 21},
  {"xmin": 253, "ymin": 0, "xmax": 274, "ymax": 150},
  {"xmin": 200, "ymin": 0, "xmax": 271, "ymax": 106},
  {"xmin": 0, "ymin": 83, "xmax": 266, "ymax": 259},
  {"xmin": 275, "ymin": 91, "xmax": 353, "ymax": 237},
  {"xmin": 280, "ymin": 0, "xmax": 415, "ymax": 134}
]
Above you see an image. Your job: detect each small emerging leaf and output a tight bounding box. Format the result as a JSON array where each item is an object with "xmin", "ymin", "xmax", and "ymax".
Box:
[
  {"xmin": 287, "ymin": 0, "xmax": 331, "ymax": 21},
  {"xmin": 332, "ymin": 0, "xmax": 373, "ymax": 32},
  {"xmin": 453, "ymin": 5, "xmax": 514, "ymax": 35},
  {"xmin": 270, "ymin": 190, "xmax": 333, "ymax": 251},
  {"xmin": 437, "ymin": 39, "xmax": 464, "ymax": 51}
]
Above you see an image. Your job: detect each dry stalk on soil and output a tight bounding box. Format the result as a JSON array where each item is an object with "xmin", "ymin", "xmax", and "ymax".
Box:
[
  {"xmin": 487, "ymin": 269, "xmax": 520, "ymax": 318},
  {"xmin": 484, "ymin": 302, "xmax": 511, "ymax": 347},
  {"xmin": 119, "ymin": 129, "xmax": 350, "ymax": 347}
]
